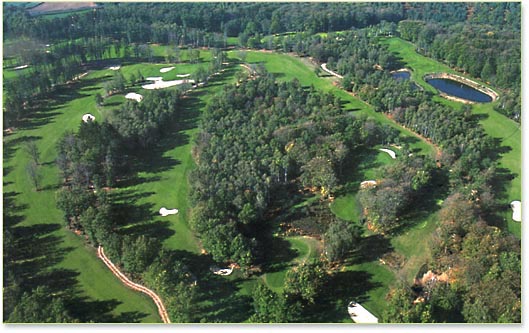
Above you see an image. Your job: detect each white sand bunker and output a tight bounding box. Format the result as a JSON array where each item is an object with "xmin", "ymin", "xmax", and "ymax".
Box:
[
  {"xmin": 511, "ymin": 201, "xmax": 521, "ymax": 222},
  {"xmin": 82, "ymin": 114, "xmax": 95, "ymax": 122},
  {"xmin": 360, "ymin": 180, "xmax": 377, "ymax": 189},
  {"xmin": 125, "ymin": 92, "xmax": 143, "ymax": 102},
  {"xmin": 108, "ymin": 65, "xmax": 121, "ymax": 71},
  {"xmin": 210, "ymin": 265, "xmax": 233, "ymax": 276},
  {"xmin": 14, "ymin": 64, "xmax": 29, "ymax": 70},
  {"xmin": 176, "ymin": 74, "xmax": 191, "ymax": 78},
  {"xmin": 142, "ymin": 77, "xmax": 195, "ymax": 90},
  {"xmin": 160, "ymin": 67, "xmax": 175, "ymax": 73},
  {"xmin": 159, "ymin": 207, "xmax": 178, "ymax": 216},
  {"xmin": 379, "ymin": 148, "xmax": 396, "ymax": 159}
]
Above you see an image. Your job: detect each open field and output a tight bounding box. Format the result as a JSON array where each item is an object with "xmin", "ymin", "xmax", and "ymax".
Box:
[
  {"xmin": 27, "ymin": 2, "xmax": 98, "ymax": 16},
  {"xmin": 382, "ymin": 37, "xmax": 521, "ymax": 237}
]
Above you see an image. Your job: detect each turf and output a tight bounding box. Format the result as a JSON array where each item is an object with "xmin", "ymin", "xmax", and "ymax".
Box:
[{"xmin": 382, "ymin": 37, "xmax": 521, "ymax": 237}]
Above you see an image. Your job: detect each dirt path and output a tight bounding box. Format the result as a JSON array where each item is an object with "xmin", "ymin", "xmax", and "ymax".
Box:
[
  {"xmin": 321, "ymin": 63, "xmax": 343, "ymax": 79},
  {"xmin": 97, "ymin": 246, "xmax": 171, "ymax": 324}
]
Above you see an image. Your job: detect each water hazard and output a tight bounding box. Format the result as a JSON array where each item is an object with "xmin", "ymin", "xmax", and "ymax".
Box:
[
  {"xmin": 426, "ymin": 78, "xmax": 492, "ymax": 103},
  {"xmin": 392, "ymin": 71, "xmax": 411, "ymax": 81}
]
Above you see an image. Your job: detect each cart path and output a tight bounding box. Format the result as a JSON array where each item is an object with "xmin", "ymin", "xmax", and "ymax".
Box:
[{"xmin": 97, "ymin": 246, "xmax": 171, "ymax": 323}]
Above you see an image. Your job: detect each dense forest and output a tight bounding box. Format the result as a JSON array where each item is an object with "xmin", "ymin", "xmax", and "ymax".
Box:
[{"xmin": 190, "ymin": 74, "xmax": 376, "ymax": 266}]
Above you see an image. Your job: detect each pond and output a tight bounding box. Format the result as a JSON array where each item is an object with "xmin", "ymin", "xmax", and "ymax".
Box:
[
  {"xmin": 391, "ymin": 71, "xmax": 410, "ymax": 81},
  {"xmin": 391, "ymin": 70, "xmax": 419, "ymax": 90},
  {"xmin": 426, "ymin": 78, "xmax": 492, "ymax": 103}
]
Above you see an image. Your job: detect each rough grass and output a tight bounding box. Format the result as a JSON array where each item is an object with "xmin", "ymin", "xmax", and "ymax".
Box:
[{"xmin": 382, "ymin": 37, "xmax": 521, "ymax": 237}]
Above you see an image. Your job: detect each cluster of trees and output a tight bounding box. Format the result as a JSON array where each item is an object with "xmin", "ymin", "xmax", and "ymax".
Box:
[
  {"xmin": 358, "ymin": 156, "xmax": 433, "ymax": 233},
  {"xmin": 190, "ymin": 74, "xmax": 386, "ymax": 267},
  {"xmin": 384, "ymin": 193, "xmax": 521, "ymax": 323},
  {"xmin": 107, "ymin": 88, "xmax": 186, "ymax": 148},
  {"xmin": 250, "ymin": 260, "xmax": 328, "ymax": 323}
]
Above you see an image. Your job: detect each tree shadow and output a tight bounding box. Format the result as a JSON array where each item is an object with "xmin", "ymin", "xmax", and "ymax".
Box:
[
  {"xmin": 348, "ymin": 234, "xmax": 393, "ymax": 265},
  {"xmin": 67, "ymin": 296, "xmax": 147, "ymax": 323},
  {"xmin": 306, "ymin": 270, "xmax": 381, "ymax": 322}
]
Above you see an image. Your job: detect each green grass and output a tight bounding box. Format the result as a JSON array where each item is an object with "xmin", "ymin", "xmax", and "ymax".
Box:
[
  {"xmin": 382, "ymin": 37, "xmax": 521, "ymax": 237},
  {"xmin": 263, "ymin": 236, "xmax": 322, "ymax": 292},
  {"xmin": 331, "ymin": 147, "xmax": 397, "ymax": 222},
  {"xmin": 3, "ymin": 76, "xmax": 161, "ymax": 322}
]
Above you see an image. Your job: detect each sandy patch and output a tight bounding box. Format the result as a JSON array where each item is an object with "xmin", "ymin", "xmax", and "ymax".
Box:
[
  {"xmin": 82, "ymin": 114, "xmax": 95, "ymax": 122},
  {"xmin": 159, "ymin": 207, "xmax": 178, "ymax": 216},
  {"xmin": 142, "ymin": 79, "xmax": 195, "ymax": 90},
  {"xmin": 160, "ymin": 67, "xmax": 175, "ymax": 73},
  {"xmin": 348, "ymin": 302, "xmax": 378, "ymax": 323},
  {"xmin": 14, "ymin": 65, "xmax": 29, "ymax": 70},
  {"xmin": 511, "ymin": 201, "xmax": 521, "ymax": 222},
  {"xmin": 360, "ymin": 180, "xmax": 377, "ymax": 189},
  {"xmin": 176, "ymin": 74, "xmax": 191, "ymax": 78},
  {"xmin": 379, "ymin": 148, "xmax": 396, "ymax": 159},
  {"xmin": 210, "ymin": 265, "xmax": 234, "ymax": 276},
  {"xmin": 108, "ymin": 66, "xmax": 121, "ymax": 71},
  {"xmin": 125, "ymin": 92, "xmax": 143, "ymax": 102}
]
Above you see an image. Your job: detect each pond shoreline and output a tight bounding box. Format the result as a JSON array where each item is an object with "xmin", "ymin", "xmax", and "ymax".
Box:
[{"xmin": 424, "ymin": 72, "xmax": 499, "ymax": 104}]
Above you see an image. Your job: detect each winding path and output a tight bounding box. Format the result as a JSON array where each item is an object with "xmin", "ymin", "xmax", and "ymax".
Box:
[
  {"xmin": 321, "ymin": 63, "xmax": 343, "ymax": 79},
  {"xmin": 97, "ymin": 246, "xmax": 171, "ymax": 323}
]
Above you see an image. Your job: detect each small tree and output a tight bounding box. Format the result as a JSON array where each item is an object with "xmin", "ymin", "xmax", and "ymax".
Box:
[
  {"xmin": 23, "ymin": 140, "xmax": 40, "ymax": 165},
  {"xmin": 95, "ymin": 93, "xmax": 103, "ymax": 106},
  {"xmin": 26, "ymin": 161, "xmax": 42, "ymax": 191}
]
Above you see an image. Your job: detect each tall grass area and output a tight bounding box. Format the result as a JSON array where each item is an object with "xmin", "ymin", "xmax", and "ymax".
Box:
[{"xmin": 382, "ymin": 37, "xmax": 521, "ymax": 237}]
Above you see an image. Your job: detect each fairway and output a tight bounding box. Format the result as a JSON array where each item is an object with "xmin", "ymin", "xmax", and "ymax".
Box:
[
  {"xmin": 3, "ymin": 76, "xmax": 161, "ymax": 322},
  {"xmin": 382, "ymin": 37, "xmax": 521, "ymax": 237}
]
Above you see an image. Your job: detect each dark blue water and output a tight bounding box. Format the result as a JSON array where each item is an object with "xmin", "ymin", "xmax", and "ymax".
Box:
[
  {"xmin": 392, "ymin": 71, "xmax": 410, "ymax": 81},
  {"xmin": 426, "ymin": 78, "xmax": 492, "ymax": 103}
]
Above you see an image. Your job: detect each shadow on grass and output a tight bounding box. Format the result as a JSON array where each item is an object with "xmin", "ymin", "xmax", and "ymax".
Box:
[
  {"xmin": 67, "ymin": 297, "xmax": 147, "ymax": 323},
  {"xmin": 303, "ymin": 270, "xmax": 381, "ymax": 322}
]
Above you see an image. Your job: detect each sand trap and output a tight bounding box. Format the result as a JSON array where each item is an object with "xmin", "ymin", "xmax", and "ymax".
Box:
[
  {"xmin": 360, "ymin": 180, "xmax": 377, "ymax": 189},
  {"xmin": 511, "ymin": 201, "xmax": 521, "ymax": 222},
  {"xmin": 210, "ymin": 266, "xmax": 233, "ymax": 276},
  {"xmin": 160, "ymin": 67, "xmax": 175, "ymax": 73},
  {"xmin": 82, "ymin": 114, "xmax": 95, "ymax": 122},
  {"xmin": 14, "ymin": 65, "xmax": 29, "ymax": 70},
  {"xmin": 159, "ymin": 207, "xmax": 178, "ymax": 216},
  {"xmin": 125, "ymin": 92, "xmax": 143, "ymax": 102},
  {"xmin": 108, "ymin": 66, "xmax": 121, "ymax": 71},
  {"xmin": 145, "ymin": 76, "xmax": 163, "ymax": 81},
  {"xmin": 142, "ymin": 79, "xmax": 195, "ymax": 90},
  {"xmin": 176, "ymin": 74, "xmax": 191, "ymax": 78},
  {"xmin": 379, "ymin": 148, "xmax": 396, "ymax": 159},
  {"xmin": 348, "ymin": 301, "xmax": 378, "ymax": 323}
]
